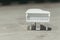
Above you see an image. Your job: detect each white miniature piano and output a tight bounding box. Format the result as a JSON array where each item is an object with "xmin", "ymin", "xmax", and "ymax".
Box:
[{"xmin": 26, "ymin": 9, "xmax": 51, "ymax": 31}]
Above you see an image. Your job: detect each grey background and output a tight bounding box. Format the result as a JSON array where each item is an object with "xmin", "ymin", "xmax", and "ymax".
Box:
[{"xmin": 0, "ymin": 3, "xmax": 59, "ymax": 40}]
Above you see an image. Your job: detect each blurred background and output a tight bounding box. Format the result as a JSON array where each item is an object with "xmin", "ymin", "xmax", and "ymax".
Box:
[
  {"xmin": 0, "ymin": 0, "xmax": 60, "ymax": 5},
  {"xmin": 0, "ymin": 0, "xmax": 60, "ymax": 40}
]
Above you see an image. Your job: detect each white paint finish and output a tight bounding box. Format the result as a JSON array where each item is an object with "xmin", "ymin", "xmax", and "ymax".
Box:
[
  {"xmin": 26, "ymin": 9, "xmax": 50, "ymax": 13},
  {"xmin": 26, "ymin": 9, "xmax": 50, "ymax": 22}
]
